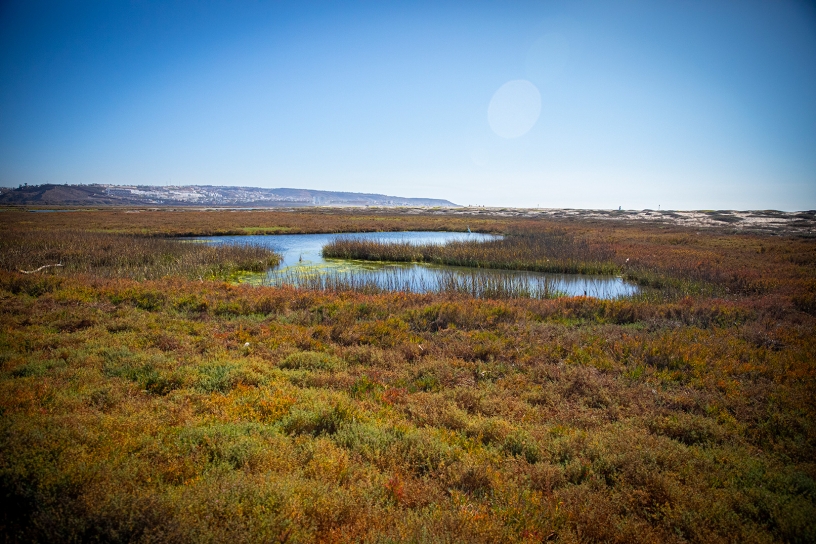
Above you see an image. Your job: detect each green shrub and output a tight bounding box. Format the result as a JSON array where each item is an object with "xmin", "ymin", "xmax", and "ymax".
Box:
[
  {"xmin": 280, "ymin": 402, "xmax": 355, "ymax": 436},
  {"xmin": 11, "ymin": 358, "xmax": 66, "ymax": 378},
  {"xmin": 502, "ymin": 431, "xmax": 541, "ymax": 464},
  {"xmin": 178, "ymin": 423, "xmax": 271, "ymax": 470},
  {"xmin": 395, "ymin": 429, "xmax": 460, "ymax": 476},
  {"xmin": 647, "ymin": 414, "xmax": 723, "ymax": 446},
  {"xmin": 197, "ymin": 363, "xmax": 238, "ymax": 394},
  {"xmin": 279, "ymin": 351, "xmax": 345, "ymax": 371},
  {"xmin": 333, "ymin": 421, "xmax": 394, "ymax": 461},
  {"xmin": 99, "ymin": 347, "xmax": 180, "ymax": 395}
]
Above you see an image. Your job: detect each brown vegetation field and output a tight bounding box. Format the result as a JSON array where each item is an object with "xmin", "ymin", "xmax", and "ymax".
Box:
[{"xmin": 1, "ymin": 207, "xmax": 815, "ymax": 543}]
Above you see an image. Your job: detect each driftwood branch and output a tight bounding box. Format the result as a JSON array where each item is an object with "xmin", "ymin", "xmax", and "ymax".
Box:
[{"xmin": 19, "ymin": 263, "xmax": 63, "ymax": 274}]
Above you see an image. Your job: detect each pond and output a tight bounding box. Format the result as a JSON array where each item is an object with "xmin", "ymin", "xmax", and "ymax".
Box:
[{"xmin": 193, "ymin": 231, "xmax": 639, "ymax": 299}]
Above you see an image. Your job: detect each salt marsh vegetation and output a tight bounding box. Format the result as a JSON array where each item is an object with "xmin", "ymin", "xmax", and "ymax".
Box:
[{"xmin": 0, "ymin": 207, "xmax": 814, "ymax": 543}]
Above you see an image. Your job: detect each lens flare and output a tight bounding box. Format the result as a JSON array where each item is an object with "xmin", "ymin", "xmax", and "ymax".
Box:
[{"xmin": 487, "ymin": 79, "xmax": 541, "ymax": 139}]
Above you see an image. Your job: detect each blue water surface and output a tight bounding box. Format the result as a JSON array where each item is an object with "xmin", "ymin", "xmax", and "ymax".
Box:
[{"xmin": 193, "ymin": 231, "xmax": 639, "ymax": 299}]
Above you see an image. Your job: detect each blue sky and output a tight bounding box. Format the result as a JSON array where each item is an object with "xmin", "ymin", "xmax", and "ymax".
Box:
[{"xmin": 1, "ymin": 0, "xmax": 814, "ymax": 209}]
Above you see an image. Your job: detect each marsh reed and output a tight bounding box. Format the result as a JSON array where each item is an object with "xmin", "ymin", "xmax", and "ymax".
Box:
[
  {"xmin": 263, "ymin": 265, "xmax": 641, "ymax": 299},
  {"xmin": 263, "ymin": 266, "xmax": 567, "ymax": 299},
  {"xmin": 322, "ymin": 228, "xmax": 619, "ymax": 275},
  {"xmin": 0, "ymin": 230, "xmax": 280, "ymax": 280}
]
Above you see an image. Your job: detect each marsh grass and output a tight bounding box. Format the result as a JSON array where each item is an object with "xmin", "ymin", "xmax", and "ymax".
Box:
[
  {"xmin": 322, "ymin": 227, "xmax": 619, "ymax": 275},
  {"xmin": 0, "ymin": 207, "xmax": 509, "ymax": 237},
  {"xmin": 263, "ymin": 266, "xmax": 568, "ymax": 299},
  {"xmin": 0, "ymin": 230, "xmax": 280, "ymax": 281}
]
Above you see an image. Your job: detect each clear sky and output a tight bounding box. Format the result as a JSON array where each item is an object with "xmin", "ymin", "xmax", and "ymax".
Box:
[{"xmin": 1, "ymin": 1, "xmax": 814, "ymax": 210}]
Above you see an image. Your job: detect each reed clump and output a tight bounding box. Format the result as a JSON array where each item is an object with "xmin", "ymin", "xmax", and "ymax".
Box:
[
  {"xmin": 0, "ymin": 229, "xmax": 280, "ymax": 281},
  {"xmin": 322, "ymin": 227, "xmax": 619, "ymax": 275},
  {"xmin": 265, "ymin": 267, "xmax": 567, "ymax": 299}
]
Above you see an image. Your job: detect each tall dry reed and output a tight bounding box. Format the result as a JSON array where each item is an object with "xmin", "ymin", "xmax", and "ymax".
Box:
[
  {"xmin": 322, "ymin": 228, "xmax": 618, "ymax": 275},
  {"xmin": 0, "ymin": 230, "xmax": 280, "ymax": 280},
  {"xmin": 263, "ymin": 266, "xmax": 565, "ymax": 299}
]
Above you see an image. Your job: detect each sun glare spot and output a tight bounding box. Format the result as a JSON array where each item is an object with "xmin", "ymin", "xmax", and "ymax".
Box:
[{"xmin": 487, "ymin": 79, "xmax": 541, "ymax": 139}]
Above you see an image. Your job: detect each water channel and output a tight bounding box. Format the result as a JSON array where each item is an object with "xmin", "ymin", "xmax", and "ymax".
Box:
[{"xmin": 193, "ymin": 231, "xmax": 639, "ymax": 299}]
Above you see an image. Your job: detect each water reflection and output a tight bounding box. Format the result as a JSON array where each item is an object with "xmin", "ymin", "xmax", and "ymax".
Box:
[{"xmin": 193, "ymin": 232, "xmax": 639, "ymax": 299}]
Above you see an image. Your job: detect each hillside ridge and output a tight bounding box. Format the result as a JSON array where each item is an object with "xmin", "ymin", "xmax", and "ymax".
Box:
[{"xmin": 0, "ymin": 184, "xmax": 459, "ymax": 207}]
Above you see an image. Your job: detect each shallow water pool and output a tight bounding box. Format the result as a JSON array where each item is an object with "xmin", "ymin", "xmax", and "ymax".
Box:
[{"xmin": 193, "ymin": 231, "xmax": 639, "ymax": 299}]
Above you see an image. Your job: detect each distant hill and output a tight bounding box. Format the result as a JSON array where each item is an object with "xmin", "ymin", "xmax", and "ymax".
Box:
[{"xmin": 0, "ymin": 184, "xmax": 460, "ymax": 207}]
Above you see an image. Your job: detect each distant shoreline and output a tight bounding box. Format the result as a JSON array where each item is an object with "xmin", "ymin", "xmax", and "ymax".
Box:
[{"xmin": 2, "ymin": 202, "xmax": 814, "ymax": 236}]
